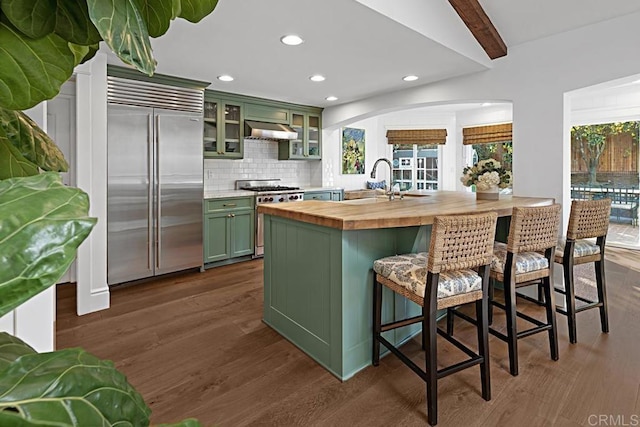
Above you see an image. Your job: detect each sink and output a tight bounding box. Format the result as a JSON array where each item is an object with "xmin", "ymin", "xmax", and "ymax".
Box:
[
  {"xmin": 402, "ymin": 192, "xmax": 432, "ymax": 198},
  {"xmin": 341, "ymin": 197, "xmax": 391, "ymax": 204},
  {"xmin": 341, "ymin": 193, "xmax": 430, "ymax": 204}
]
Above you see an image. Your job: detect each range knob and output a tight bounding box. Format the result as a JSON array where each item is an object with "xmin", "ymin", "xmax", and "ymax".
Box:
[
  {"xmin": 290, "ymin": 195, "xmax": 298, "ymax": 200},
  {"xmin": 268, "ymin": 197, "xmax": 273, "ymax": 202},
  {"xmin": 279, "ymin": 197, "xmax": 285, "ymax": 202},
  {"xmin": 258, "ymin": 197, "xmax": 263, "ymax": 203}
]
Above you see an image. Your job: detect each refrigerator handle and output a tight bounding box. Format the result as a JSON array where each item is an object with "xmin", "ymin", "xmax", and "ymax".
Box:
[
  {"xmin": 148, "ymin": 114, "xmax": 154, "ymax": 271},
  {"xmin": 155, "ymin": 114, "xmax": 161, "ymax": 270}
]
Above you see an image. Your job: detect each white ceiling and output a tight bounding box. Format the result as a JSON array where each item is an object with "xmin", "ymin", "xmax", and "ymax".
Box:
[{"xmin": 103, "ymin": 0, "xmax": 640, "ymax": 109}]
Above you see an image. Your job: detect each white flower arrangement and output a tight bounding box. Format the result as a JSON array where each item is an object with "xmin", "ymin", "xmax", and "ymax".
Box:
[{"xmin": 460, "ymin": 159, "xmax": 512, "ymax": 191}]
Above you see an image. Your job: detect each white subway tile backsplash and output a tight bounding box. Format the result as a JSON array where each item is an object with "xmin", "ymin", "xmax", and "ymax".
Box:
[{"xmin": 204, "ymin": 139, "xmax": 316, "ymax": 191}]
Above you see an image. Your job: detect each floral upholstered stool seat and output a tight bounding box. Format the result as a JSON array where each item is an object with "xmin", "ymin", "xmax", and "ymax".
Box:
[
  {"xmin": 373, "ymin": 253, "xmax": 484, "ymax": 303},
  {"xmin": 371, "ymin": 212, "xmax": 498, "ymax": 426}
]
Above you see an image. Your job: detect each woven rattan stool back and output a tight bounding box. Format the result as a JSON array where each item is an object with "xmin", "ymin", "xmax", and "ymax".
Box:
[
  {"xmin": 566, "ymin": 199, "xmax": 611, "ymax": 240},
  {"xmin": 427, "ymin": 211, "xmax": 498, "ymax": 274}
]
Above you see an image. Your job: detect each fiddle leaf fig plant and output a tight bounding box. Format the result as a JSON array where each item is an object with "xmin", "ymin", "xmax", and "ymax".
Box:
[{"xmin": 0, "ymin": 0, "xmax": 219, "ymax": 425}]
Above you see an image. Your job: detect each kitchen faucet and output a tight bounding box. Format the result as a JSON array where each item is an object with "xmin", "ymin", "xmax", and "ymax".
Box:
[{"xmin": 370, "ymin": 158, "xmax": 397, "ymax": 200}]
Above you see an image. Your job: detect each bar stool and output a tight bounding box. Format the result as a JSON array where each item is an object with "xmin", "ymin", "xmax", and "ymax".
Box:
[
  {"xmin": 555, "ymin": 198, "xmax": 611, "ymax": 344},
  {"xmin": 488, "ymin": 204, "xmax": 561, "ymax": 376},
  {"xmin": 372, "ymin": 211, "xmax": 497, "ymax": 426}
]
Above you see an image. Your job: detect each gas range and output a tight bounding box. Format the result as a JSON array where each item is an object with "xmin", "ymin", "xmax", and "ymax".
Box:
[
  {"xmin": 236, "ymin": 180, "xmax": 305, "ymax": 204},
  {"xmin": 236, "ymin": 180, "xmax": 305, "ymax": 258}
]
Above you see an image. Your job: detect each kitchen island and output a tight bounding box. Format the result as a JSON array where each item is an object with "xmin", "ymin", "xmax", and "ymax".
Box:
[{"xmin": 259, "ymin": 191, "xmax": 553, "ymax": 381}]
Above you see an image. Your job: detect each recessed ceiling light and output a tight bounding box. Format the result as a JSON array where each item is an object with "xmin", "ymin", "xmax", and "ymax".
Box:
[
  {"xmin": 481, "ymin": 102, "xmax": 492, "ymax": 107},
  {"xmin": 217, "ymin": 75, "xmax": 234, "ymax": 82},
  {"xmin": 633, "ymin": 79, "xmax": 640, "ymax": 84},
  {"xmin": 280, "ymin": 35, "xmax": 304, "ymax": 46},
  {"xmin": 310, "ymin": 75, "xmax": 325, "ymax": 82},
  {"xmin": 402, "ymin": 75, "xmax": 418, "ymax": 82},
  {"xmin": 325, "ymin": 96, "xmax": 338, "ymax": 101}
]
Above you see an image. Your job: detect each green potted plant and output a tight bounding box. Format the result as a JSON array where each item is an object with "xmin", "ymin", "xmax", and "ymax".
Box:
[{"xmin": 0, "ymin": 1, "xmax": 217, "ymax": 425}]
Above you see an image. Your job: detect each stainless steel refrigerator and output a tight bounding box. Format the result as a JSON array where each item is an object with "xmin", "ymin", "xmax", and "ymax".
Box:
[{"xmin": 107, "ymin": 77, "xmax": 204, "ymax": 285}]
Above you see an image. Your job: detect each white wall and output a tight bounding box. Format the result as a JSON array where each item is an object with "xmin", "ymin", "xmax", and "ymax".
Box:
[
  {"xmin": 322, "ymin": 10, "xmax": 640, "ymax": 227},
  {"xmin": 570, "ymin": 81, "xmax": 640, "ymax": 125},
  {"xmin": 321, "ymin": 117, "xmax": 387, "ymax": 190}
]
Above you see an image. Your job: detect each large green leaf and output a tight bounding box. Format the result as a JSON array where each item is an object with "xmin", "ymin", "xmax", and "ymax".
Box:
[
  {"xmin": 87, "ymin": 0, "xmax": 156, "ymax": 76},
  {"xmin": 0, "ymin": 138, "xmax": 38, "ymax": 180},
  {"xmin": 140, "ymin": 0, "xmax": 179, "ymax": 38},
  {"xmin": 0, "ymin": 0, "xmax": 57, "ymax": 39},
  {"xmin": 0, "ymin": 173, "xmax": 96, "ymax": 318},
  {"xmin": 0, "ymin": 108, "xmax": 68, "ymax": 173},
  {"xmin": 0, "ymin": 21, "xmax": 76, "ymax": 110},
  {"xmin": 69, "ymin": 41, "xmax": 91, "ymax": 66},
  {"xmin": 178, "ymin": 0, "xmax": 218, "ymax": 22},
  {"xmin": 55, "ymin": 0, "xmax": 103, "ymax": 45},
  {"xmin": 0, "ymin": 333, "xmax": 36, "ymax": 373},
  {"xmin": 0, "ymin": 348, "xmax": 151, "ymax": 426},
  {"xmin": 79, "ymin": 42, "xmax": 100, "ymax": 64}
]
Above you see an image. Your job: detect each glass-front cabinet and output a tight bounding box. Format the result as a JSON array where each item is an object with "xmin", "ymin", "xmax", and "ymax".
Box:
[
  {"xmin": 203, "ymin": 94, "xmax": 243, "ymax": 159},
  {"xmin": 203, "ymin": 89, "xmax": 322, "ymax": 161},
  {"xmin": 279, "ymin": 110, "xmax": 322, "ymax": 160}
]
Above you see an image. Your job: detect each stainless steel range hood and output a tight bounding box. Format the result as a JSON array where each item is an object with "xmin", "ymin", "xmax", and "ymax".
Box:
[{"xmin": 245, "ymin": 120, "xmax": 297, "ymax": 140}]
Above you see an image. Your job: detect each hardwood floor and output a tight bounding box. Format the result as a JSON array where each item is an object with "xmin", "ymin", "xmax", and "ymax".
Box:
[{"xmin": 56, "ymin": 248, "xmax": 640, "ymax": 426}]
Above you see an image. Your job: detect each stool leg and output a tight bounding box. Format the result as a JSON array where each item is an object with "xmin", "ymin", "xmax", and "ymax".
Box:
[
  {"xmin": 476, "ymin": 296, "xmax": 491, "ymax": 401},
  {"xmin": 488, "ymin": 278, "xmax": 495, "ymax": 326},
  {"xmin": 563, "ymin": 260, "xmax": 578, "ymax": 344},
  {"xmin": 595, "ymin": 259, "xmax": 609, "ymax": 334},
  {"xmin": 446, "ymin": 308, "xmax": 455, "ymax": 336},
  {"xmin": 503, "ymin": 276, "xmax": 519, "ymax": 376},
  {"xmin": 543, "ymin": 276, "xmax": 559, "ymax": 361},
  {"xmin": 372, "ymin": 277, "xmax": 382, "ymax": 366},
  {"xmin": 425, "ymin": 280, "xmax": 438, "ymax": 425},
  {"xmin": 537, "ymin": 282, "xmax": 544, "ymax": 304}
]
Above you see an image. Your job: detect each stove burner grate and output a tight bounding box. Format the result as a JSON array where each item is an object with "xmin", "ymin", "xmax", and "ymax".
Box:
[{"xmin": 242, "ymin": 185, "xmax": 300, "ymax": 192}]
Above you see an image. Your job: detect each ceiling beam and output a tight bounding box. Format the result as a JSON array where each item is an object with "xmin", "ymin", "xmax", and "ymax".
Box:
[{"xmin": 448, "ymin": 0, "xmax": 507, "ymax": 60}]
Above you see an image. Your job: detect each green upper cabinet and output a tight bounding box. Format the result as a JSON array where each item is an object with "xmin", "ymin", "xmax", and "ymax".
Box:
[
  {"xmin": 245, "ymin": 103, "xmax": 290, "ymax": 124},
  {"xmin": 203, "ymin": 89, "xmax": 322, "ymax": 160},
  {"xmin": 279, "ymin": 111, "xmax": 322, "ymax": 160},
  {"xmin": 204, "ymin": 94, "xmax": 244, "ymax": 159}
]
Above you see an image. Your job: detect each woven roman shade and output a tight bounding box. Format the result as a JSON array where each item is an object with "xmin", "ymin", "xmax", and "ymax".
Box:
[
  {"xmin": 462, "ymin": 123, "xmax": 512, "ymax": 145},
  {"xmin": 386, "ymin": 129, "xmax": 447, "ymax": 145}
]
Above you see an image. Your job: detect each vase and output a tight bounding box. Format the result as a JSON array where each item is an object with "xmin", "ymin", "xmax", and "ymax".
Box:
[{"xmin": 476, "ymin": 186, "xmax": 500, "ymax": 200}]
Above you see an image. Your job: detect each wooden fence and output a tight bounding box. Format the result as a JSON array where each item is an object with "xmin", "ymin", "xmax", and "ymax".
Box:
[{"xmin": 571, "ymin": 132, "xmax": 638, "ymax": 173}]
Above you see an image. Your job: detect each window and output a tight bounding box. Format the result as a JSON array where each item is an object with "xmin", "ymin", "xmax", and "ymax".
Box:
[
  {"xmin": 463, "ymin": 123, "xmax": 513, "ymax": 192},
  {"xmin": 392, "ymin": 144, "xmax": 439, "ymax": 190},
  {"xmin": 471, "ymin": 141, "xmax": 512, "ymax": 171}
]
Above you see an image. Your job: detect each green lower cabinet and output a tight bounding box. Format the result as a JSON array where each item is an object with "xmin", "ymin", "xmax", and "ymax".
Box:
[
  {"xmin": 204, "ymin": 212, "xmax": 231, "ymax": 263},
  {"xmin": 229, "ymin": 210, "xmax": 254, "ymax": 257},
  {"xmin": 204, "ymin": 197, "xmax": 255, "ymax": 264}
]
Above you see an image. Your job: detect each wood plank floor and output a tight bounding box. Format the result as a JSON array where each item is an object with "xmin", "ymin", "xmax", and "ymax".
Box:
[{"xmin": 56, "ymin": 248, "xmax": 640, "ymax": 426}]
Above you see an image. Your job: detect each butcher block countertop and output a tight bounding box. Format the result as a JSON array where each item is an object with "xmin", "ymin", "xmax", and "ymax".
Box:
[{"xmin": 258, "ymin": 191, "xmax": 554, "ymax": 230}]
